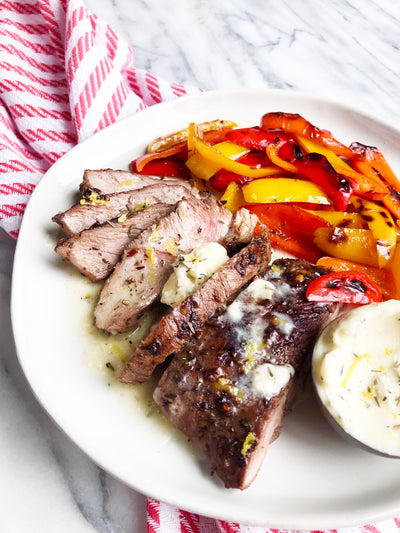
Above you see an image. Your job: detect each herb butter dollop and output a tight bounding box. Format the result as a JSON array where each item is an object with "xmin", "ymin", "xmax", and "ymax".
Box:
[
  {"xmin": 312, "ymin": 300, "xmax": 400, "ymax": 457},
  {"xmin": 161, "ymin": 242, "xmax": 229, "ymax": 307}
]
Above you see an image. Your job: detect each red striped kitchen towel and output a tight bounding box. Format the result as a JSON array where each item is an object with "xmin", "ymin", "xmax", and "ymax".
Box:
[
  {"xmin": 0, "ymin": 0, "xmax": 200, "ymax": 238},
  {"xmin": 1, "ymin": 2, "xmax": 400, "ymax": 533}
]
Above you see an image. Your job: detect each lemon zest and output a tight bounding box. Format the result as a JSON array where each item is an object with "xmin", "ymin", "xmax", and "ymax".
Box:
[
  {"xmin": 80, "ymin": 191, "xmax": 110, "ymax": 206},
  {"xmin": 341, "ymin": 353, "xmax": 370, "ymax": 388},
  {"xmin": 241, "ymin": 432, "xmax": 255, "ymax": 456},
  {"xmin": 134, "ymin": 201, "xmax": 152, "ymax": 212},
  {"xmin": 214, "ymin": 377, "xmax": 245, "ymax": 398},
  {"xmin": 164, "ymin": 239, "xmax": 179, "ymax": 256}
]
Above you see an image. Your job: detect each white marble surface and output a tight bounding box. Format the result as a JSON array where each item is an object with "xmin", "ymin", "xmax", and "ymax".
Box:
[{"xmin": 1, "ymin": 0, "xmax": 400, "ymax": 531}]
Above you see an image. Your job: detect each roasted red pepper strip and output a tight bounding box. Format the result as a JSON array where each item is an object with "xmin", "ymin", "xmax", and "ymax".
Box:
[
  {"xmin": 238, "ymin": 151, "xmax": 274, "ymax": 168},
  {"xmin": 306, "ymin": 270, "xmax": 383, "ymax": 304},
  {"xmin": 276, "ymin": 141, "xmax": 353, "ymax": 211},
  {"xmin": 316, "ymin": 256, "xmax": 396, "ymax": 300},
  {"xmin": 134, "ymin": 141, "xmax": 187, "ymax": 172},
  {"xmin": 209, "ymin": 151, "xmax": 273, "ymax": 191},
  {"xmin": 244, "ymin": 203, "xmax": 331, "ymax": 263},
  {"xmin": 225, "ymin": 127, "xmax": 293, "ymax": 150},
  {"xmin": 132, "ymin": 158, "xmax": 191, "ymax": 179},
  {"xmin": 209, "ymin": 169, "xmax": 252, "ymax": 191},
  {"xmin": 260, "ymin": 112, "xmax": 355, "ymax": 159}
]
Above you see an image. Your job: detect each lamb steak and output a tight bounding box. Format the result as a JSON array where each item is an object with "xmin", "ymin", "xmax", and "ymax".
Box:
[
  {"xmin": 55, "ymin": 203, "xmax": 174, "ymax": 282},
  {"xmin": 52, "ymin": 182, "xmax": 194, "ymax": 236},
  {"xmin": 95, "ymin": 196, "xmax": 233, "ymax": 334},
  {"xmin": 153, "ymin": 258, "xmax": 340, "ymax": 490},
  {"xmin": 119, "ymin": 227, "xmax": 271, "ymax": 384}
]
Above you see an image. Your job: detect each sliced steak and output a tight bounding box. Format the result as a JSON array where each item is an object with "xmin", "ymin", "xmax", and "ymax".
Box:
[
  {"xmin": 119, "ymin": 229, "xmax": 271, "ymax": 384},
  {"xmin": 153, "ymin": 259, "xmax": 340, "ymax": 490},
  {"xmin": 222, "ymin": 208, "xmax": 259, "ymax": 256},
  {"xmin": 94, "ymin": 196, "xmax": 233, "ymax": 334},
  {"xmin": 52, "ymin": 182, "xmax": 193, "ymax": 236},
  {"xmin": 80, "ymin": 168, "xmax": 192, "ymax": 195},
  {"xmin": 55, "ymin": 203, "xmax": 174, "ymax": 282}
]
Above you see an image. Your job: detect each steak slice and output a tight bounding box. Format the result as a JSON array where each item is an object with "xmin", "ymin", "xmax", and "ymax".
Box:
[
  {"xmin": 94, "ymin": 196, "xmax": 233, "ymax": 334},
  {"xmin": 119, "ymin": 229, "xmax": 271, "ymax": 385},
  {"xmin": 222, "ymin": 207, "xmax": 259, "ymax": 256},
  {"xmin": 52, "ymin": 182, "xmax": 194, "ymax": 236},
  {"xmin": 80, "ymin": 169, "xmax": 191, "ymax": 195},
  {"xmin": 55, "ymin": 203, "xmax": 174, "ymax": 282},
  {"xmin": 153, "ymin": 259, "xmax": 340, "ymax": 490}
]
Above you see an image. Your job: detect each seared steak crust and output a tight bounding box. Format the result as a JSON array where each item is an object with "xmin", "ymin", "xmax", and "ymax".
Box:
[
  {"xmin": 52, "ymin": 183, "xmax": 193, "ymax": 236},
  {"xmin": 94, "ymin": 197, "xmax": 233, "ymax": 334},
  {"xmin": 119, "ymin": 229, "xmax": 271, "ymax": 384},
  {"xmin": 55, "ymin": 203, "xmax": 174, "ymax": 282},
  {"xmin": 153, "ymin": 259, "xmax": 338, "ymax": 490}
]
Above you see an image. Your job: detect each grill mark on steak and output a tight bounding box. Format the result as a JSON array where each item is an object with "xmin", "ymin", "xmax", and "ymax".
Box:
[
  {"xmin": 94, "ymin": 196, "xmax": 233, "ymax": 334},
  {"xmin": 153, "ymin": 259, "xmax": 340, "ymax": 490},
  {"xmin": 52, "ymin": 183, "xmax": 194, "ymax": 236},
  {"xmin": 119, "ymin": 229, "xmax": 271, "ymax": 384},
  {"xmin": 55, "ymin": 203, "xmax": 174, "ymax": 282},
  {"xmin": 79, "ymin": 168, "xmax": 192, "ymax": 195}
]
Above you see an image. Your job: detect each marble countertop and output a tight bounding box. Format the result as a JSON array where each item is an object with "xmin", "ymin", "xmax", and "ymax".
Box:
[{"xmin": 1, "ymin": 0, "xmax": 400, "ymax": 531}]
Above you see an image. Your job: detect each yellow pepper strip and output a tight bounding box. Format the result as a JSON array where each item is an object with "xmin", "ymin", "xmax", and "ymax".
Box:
[
  {"xmin": 186, "ymin": 152, "xmax": 220, "ymax": 181},
  {"xmin": 186, "ymin": 140, "xmax": 250, "ymax": 181},
  {"xmin": 296, "ymin": 135, "xmax": 353, "ymax": 172},
  {"xmin": 214, "ymin": 141, "xmax": 250, "ymax": 160},
  {"xmin": 220, "ymin": 182, "xmax": 246, "ymax": 213},
  {"xmin": 242, "ymin": 178, "xmax": 331, "ymax": 204},
  {"xmin": 316, "ymin": 256, "xmax": 397, "ymax": 300},
  {"xmin": 387, "ymin": 244, "xmax": 400, "ymax": 299},
  {"xmin": 351, "ymin": 196, "xmax": 396, "ymax": 267},
  {"xmin": 187, "ymin": 122, "xmax": 195, "ymax": 156},
  {"xmin": 147, "ymin": 119, "xmax": 237, "ymax": 152},
  {"xmin": 266, "ymin": 142, "xmax": 298, "ymax": 173},
  {"xmin": 192, "ymin": 137, "xmax": 282, "ymax": 179},
  {"xmin": 314, "ymin": 227, "xmax": 380, "ymax": 267},
  {"xmin": 306, "ymin": 210, "xmax": 366, "ymax": 229}
]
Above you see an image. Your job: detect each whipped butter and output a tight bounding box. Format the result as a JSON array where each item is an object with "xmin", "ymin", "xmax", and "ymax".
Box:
[
  {"xmin": 313, "ymin": 300, "xmax": 400, "ymax": 456},
  {"xmin": 161, "ymin": 242, "xmax": 228, "ymax": 307}
]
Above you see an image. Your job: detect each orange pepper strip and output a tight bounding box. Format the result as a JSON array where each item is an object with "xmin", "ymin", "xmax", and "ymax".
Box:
[
  {"xmin": 135, "ymin": 141, "xmax": 187, "ymax": 172},
  {"xmin": 266, "ymin": 141, "xmax": 298, "ymax": 173},
  {"xmin": 381, "ymin": 193, "xmax": 400, "ymax": 221},
  {"xmin": 350, "ymin": 159, "xmax": 388, "ymax": 200},
  {"xmin": 260, "ymin": 112, "xmax": 354, "ymax": 159},
  {"xmin": 351, "ymin": 159, "xmax": 400, "ymax": 218},
  {"xmin": 268, "ymin": 232, "xmax": 322, "ymax": 264},
  {"xmin": 316, "ymin": 256, "xmax": 397, "ymax": 300},
  {"xmin": 351, "ymin": 143, "xmax": 400, "ymax": 195}
]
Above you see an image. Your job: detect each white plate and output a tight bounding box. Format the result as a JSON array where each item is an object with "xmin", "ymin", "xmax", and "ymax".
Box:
[{"xmin": 11, "ymin": 89, "xmax": 400, "ymax": 529}]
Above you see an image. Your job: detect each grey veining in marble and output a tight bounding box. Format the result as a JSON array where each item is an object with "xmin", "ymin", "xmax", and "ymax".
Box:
[
  {"xmin": 1, "ymin": 0, "xmax": 400, "ymax": 531},
  {"xmin": 85, "ymin": 0, "xmax": 400, "ymax": 126},
  {"xmin": 0, "ymin": 230, "xmax": 146, "ymax": 532}
]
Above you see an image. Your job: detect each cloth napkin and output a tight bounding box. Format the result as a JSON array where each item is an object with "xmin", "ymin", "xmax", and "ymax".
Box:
[{"xmin": 0, "ymin": 1, "xmax": 399, "ymax": 533}]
